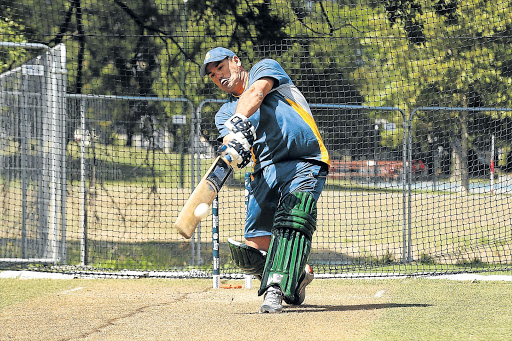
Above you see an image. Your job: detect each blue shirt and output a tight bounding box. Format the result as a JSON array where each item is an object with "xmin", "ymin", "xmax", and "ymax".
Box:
[{"xmin": 215, "ymin": 59, "xmax": 330, "ymax": 173}]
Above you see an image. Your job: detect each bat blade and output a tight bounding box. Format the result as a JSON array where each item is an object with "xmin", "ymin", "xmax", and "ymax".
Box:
[{"xmin": 174, "ymin": 156, "xmax": 232, "ymax": 239}]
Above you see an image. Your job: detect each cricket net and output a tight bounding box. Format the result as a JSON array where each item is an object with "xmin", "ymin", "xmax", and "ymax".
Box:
[{"xmin": 1, "ymin": 1, "xmax": 512, "ymax": 278}]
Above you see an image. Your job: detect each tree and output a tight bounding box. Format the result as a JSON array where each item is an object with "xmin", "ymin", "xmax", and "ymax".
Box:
[
  {"xmin": 363, "ymin": 0, "xmax": 512, "ymax": 189},
  {"xmin": 0, "ymin": 7, "xmax": 27, "ymax": 72}
]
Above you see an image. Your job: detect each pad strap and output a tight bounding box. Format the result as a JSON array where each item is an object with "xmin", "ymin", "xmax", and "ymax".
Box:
[
  {"xmin": 258, "ymin": 192, "xmax": 317, "ymax": 301},
  {"xmin": 228, "ymin": 238, "xmax": 267, "ymax": 278}
]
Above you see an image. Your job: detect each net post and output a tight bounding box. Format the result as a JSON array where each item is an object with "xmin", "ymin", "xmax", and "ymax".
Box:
[
  {"xmin": 491, "ymin": 134, "xmax": 495, "ymax": 195},
  {"xmin": 244, "ymin": 274, "xmax": 252, "ymax": 289},
  {"xmin": 212, "ymin": 196, "xmax": 220, "ymax": 289},
  {"xmin": 244, "ymin": 172, "xmax": 253, "ymax": 289}
]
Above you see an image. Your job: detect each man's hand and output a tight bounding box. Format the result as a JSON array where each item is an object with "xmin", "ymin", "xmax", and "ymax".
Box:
[
  {"xmin": 218, "ymin": 136, "xmax": 251, "ymax": 170},
  {"xmin": 224, "ymin": 113, "xmax": 256, "ymax": 150}
]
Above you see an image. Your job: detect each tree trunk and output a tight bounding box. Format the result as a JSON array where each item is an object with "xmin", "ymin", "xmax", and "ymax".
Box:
[{"xmin": 450, "ymin": 110, "xmax": 469, "ymax": 194}]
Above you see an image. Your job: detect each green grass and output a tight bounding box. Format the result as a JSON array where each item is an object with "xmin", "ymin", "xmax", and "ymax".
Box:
[
  {"xmin": 364, "ymin": 278, "xmax": 512, "ymax": 340},
  {"xmin": 65, "ymin": 142, "xmax": 248, "ymax": 187},
  {"xmin": 0, "ymin": 278, "xmax": 78, "ymax": 309}
]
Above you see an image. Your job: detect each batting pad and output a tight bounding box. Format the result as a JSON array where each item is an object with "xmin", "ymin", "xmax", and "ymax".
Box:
[
  {"xmin": 258, "ymin": 191, "xmax": 317, "ymax": 302},
  {"xmin": 228, "ymin": 238, "xmax": 267, "ymax": 279}
]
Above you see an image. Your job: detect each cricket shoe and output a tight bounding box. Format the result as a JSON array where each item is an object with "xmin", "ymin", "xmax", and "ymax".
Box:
[
  {"xmin": 284, "ymin": 264, "xmax": 314, "ymax": 306},
  {"xmin": 259, "ymin": 285, "xmax": 283, "ymax": 313}
]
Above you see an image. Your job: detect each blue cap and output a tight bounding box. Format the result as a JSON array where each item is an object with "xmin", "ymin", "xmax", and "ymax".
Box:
[{"xmin": 200, "ymin": 47, "xmax": 236, "ymax": 77}]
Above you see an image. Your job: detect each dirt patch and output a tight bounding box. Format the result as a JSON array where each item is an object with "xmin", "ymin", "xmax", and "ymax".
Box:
[{"xmin": 0, "ymin": 279, "xmax": 390, "ymax": 340}]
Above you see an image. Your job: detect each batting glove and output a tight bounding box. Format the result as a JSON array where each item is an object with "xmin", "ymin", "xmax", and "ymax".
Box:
[
  {"xmin": 218, "ymin": 140, "xmax": 252, "ymax": 170},
  {"xmin": 224, "ymin": 113, "xmax": 256, "ymax": 150}
]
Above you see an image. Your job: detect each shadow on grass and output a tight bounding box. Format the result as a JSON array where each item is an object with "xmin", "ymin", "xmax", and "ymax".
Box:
[
  {"xmin": 66, "ymin": 155, "xmax": 164, "ymax": 182},
  {"xmin": 285, "ymin": 302, "xmax": 433, "ymax": 313}
]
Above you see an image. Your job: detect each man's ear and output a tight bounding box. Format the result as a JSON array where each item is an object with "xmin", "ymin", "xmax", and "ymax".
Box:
[{"xmin": 233, "ymin": 55, "xmax": 242, "ymax": 66}]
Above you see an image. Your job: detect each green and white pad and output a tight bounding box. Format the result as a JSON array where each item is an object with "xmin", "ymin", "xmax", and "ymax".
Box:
[
  {"xmin": 228, "ymin": 238, "xmax": 267, "ymax": 279},
  {"xmin": 257, "ymin": 191, "xmax": 317, "ymax": 302}
]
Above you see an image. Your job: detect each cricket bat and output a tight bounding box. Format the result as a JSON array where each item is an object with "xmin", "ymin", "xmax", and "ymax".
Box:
[{"xmin": 174, "ymin": 156, "xmax": 233, "ymax": 239}]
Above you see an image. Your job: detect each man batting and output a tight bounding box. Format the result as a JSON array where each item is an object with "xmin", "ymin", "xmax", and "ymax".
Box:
[{"xmin": 200, "ymin": 47, "xmax": 330, "ymax": 313}]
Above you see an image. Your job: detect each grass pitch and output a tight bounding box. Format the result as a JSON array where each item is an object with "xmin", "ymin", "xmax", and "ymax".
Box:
[{"xmin": 1, "ymin": 276, "xmax": 511, "ymax": 340}]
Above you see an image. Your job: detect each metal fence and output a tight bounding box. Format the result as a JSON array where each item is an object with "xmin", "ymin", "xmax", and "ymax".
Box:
[{"xmin": 0, "ymin": 43, "xmax": 67, "ymax": 264}]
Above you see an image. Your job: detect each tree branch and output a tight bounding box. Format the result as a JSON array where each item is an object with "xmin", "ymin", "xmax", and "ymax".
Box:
[
  {"xmin": 48, "ymin": 0, "xmax": 75, "ymax": 46},
  {"xmin": 113, "ymin": 0, "xmax": 195, "ymax": 64}
]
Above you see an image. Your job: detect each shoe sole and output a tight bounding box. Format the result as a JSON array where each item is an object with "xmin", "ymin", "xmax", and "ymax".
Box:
[{"xmin": 259, "ymin": 305, "xmax": 283, "ymax": 313}]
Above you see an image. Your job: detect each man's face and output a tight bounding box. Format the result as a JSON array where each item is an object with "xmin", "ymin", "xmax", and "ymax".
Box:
[{"xmin": 205, "ymin": 57, "xmax": 243, "ymax": 94}]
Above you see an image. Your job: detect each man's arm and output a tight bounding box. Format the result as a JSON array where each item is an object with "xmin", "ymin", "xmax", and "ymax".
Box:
[
  {"xmin": 219, "ymin": 77, "xmax": 274, "ymax": 170},
  {"xmin": 235, "ymin": 77, "xmax": 274, "ymax": 118}
]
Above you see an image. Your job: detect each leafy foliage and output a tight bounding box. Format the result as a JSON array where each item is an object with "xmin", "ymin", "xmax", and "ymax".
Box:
[{"xmin": 0, "ymin": 7, "xmax": 27, "ymax": 72}]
